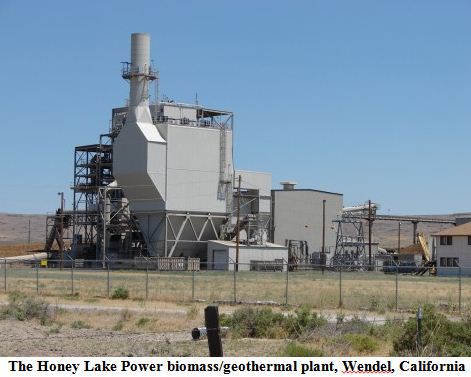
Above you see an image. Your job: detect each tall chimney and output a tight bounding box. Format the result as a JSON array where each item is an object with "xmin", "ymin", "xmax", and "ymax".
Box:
[
  {"xmin": 122, "ymin": 33, "xmax": 156, "ymax": 124},
  {"xmin": 130, "ymin": 33, "xmax": 151, "ymax": 108}
]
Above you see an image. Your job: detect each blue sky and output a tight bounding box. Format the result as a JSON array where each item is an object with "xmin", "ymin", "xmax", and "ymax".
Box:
[{"xmin": 0, "ymin": 0, "xmax": 470, "ymax": 215}]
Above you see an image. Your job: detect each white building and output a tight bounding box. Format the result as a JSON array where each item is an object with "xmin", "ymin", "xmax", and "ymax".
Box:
[
  {"xmin": 112, "ymin": 34, "xmax": 271, "ymax": 258},
  {"xmin": 207, "ymin": 240, "xmax": 288, "ymax": 271},
  {"xmin": 433, "ymin": 222, "xmax": 471, "ymax": 275}
]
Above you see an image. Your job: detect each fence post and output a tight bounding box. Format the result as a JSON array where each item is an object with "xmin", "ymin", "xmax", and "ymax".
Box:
[
  {"xmin": 192, "ymin": 269, "xmax": 195, "ymax": 301},
  {"xmin": 4, "ymin": 258, "xmax": 6, "ymax": 292},
  {"xmin": 145, "ymin": 259, "xmax": 149, "ymax": 300},
  {"xmin": 417, "ymin": 306, "xmax": 423, "ymax": 356},
  {"xmin": 459, "ymin": 266, "xmax": 462, "ymax": 313},
  {"xmin": 71, "ymin": 260, "xmax": 74, "ymax": 296},
  {"xmin": 233, "ymin": 261, "xmax": 237, "ymax": 304},
  {"xmin": 107, "ymin": 261, "xmax": 110, "ymax": 298},
  {"xmin": 204, "ymin": 305, "xmax": 223, "ymax": 357},
  {"xmin": 339, "ymin": 264, "xmax": 343, "ymax": 308},
  {"xmin": 285, "ymin": 260, "xmax": 289, "ymax": 305},
  {"xmin": 395, "ymin": 265, "xmax": 398, "ymax": 311},
  {"xmin": 36, "ymin": 262, "xmax": 39, "ymax": 294}
]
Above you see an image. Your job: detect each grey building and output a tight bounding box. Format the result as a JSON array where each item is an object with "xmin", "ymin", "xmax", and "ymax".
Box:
[{"xmin": 271, "ymin": 183, "xmax": 343, "ymax": 264}]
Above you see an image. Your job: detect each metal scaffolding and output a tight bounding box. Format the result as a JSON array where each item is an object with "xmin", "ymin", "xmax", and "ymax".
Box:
[{"xmin": 72, "ymin": 134, "xmax": 143, "ymax": 261}]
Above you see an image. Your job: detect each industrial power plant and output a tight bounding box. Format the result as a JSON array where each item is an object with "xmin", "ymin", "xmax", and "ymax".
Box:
[{"xmin": 43, "ymin": 33, "xmax": 461, "ymax": 274}]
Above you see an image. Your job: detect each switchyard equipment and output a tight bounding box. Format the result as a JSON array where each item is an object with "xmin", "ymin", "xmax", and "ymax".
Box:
[{"xmin": 332, "ymin": 203, "xmax": 378, "ymax": 270}]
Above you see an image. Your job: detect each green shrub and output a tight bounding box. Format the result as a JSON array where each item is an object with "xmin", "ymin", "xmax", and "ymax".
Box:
[
  {"xmin": 136, "ymin": 317, "xmax": 150, "ymax": 327},
  {"xmin": 48, "ymin": 324, "xmax": 61, "ymax": 334},
  {"xmin": 70, "ymin": 320, "xmax": 91, "ymax": 329},
  {"xmin": 285, "ymin": 305, "xmax": 327, "ymax": 336},
  {"xmin": 282, "ymin": 342, "xmax": 323, "ymax": 357},
  {"xmin": 220, "ymin": 306, "xmax": 326, "ymax": 339},
  {"xmin": 393, "ymin": 305, "xmax": 471, "ymax": 356},
  {"xmin": 221, "ymin": 307, "xmax": 287, "ymax": 338},
  {"xmin": 111, "ymin": 287, "xmax": 129, "ymax": 300},
  {"xmin": 2, "ymin": 292, "xmax": 50, "ymax": 324},
  {"xmin": 344, "ymin": 334, "xmax": 379, "ymax": 354}
]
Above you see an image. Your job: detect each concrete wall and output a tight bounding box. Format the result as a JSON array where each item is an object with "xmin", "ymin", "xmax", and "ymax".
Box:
[
  {"xmin": 235, "ymin": 170, "xmax": 272, "ymax": 213},
  {"xmin": 435, "ymin": 235, "xmax": 471, "ymax": 275},
  {"xmin": 271, "ymin": 190, "xmax": 343, "ymax": 254}
]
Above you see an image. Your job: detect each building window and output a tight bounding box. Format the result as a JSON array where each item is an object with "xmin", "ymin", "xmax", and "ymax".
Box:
[
  {"xmin": 440, "ymin": 257, "xmax": 459, "ymax": 267},
  {"xmin": 440, "ymin": 236, "xmax": 452, "ymax": 245},
  {"xmin": 468, "ymin": 236, "xmax": 471, "ymax": 245}
]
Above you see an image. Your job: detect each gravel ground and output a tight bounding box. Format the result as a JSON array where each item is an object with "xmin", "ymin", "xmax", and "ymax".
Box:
[{"xmin": 0, "ymin": 318, "xmax": 284, "ymax": 357}]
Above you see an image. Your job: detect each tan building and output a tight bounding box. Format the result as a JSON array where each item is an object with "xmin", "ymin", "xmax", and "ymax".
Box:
[{"xmin": 433, "ymin": 222, "xmax": 471, "ymax": 275}]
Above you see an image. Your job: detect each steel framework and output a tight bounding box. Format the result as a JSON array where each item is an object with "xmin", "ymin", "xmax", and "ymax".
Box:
[{"xmin": 72, "ymin": 134, "xmax": 143, "ymax": 260}]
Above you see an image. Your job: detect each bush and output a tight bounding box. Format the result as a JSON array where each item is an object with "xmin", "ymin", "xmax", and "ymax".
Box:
[
  {"xmin": 70, "ymin": 320, "xmax": 91, "ymax": 329},
  {"xmin": 282, "ymin": 342, "xmax": 323, "ymax": 357},
  {"xmin": 111, "ymin": 287, "xmax": 129, "ymax": 300},
  {"xmin": 1, "ymin": 292, "xmax": 50, "ymax": 324},
  {"xmin": 344, "ymin": 334, "xmax": 379, "ymax": 354},
  {"xmin": 393, "ymin": 305, "xmax": 471, "ymax": 356},
  {"xmin": 136, "ymin": 317, "xmax": 150, "ymax": 327},
  {"xmin": 220, "ymin": 306, "xmax": 326, "ymax": 339},
  {"xmin": 220, "ymin": 307, "xmax": 287, "ymax": 338},
  {"xmin": 286, "ymin": 305, "xmax": 327, "ymax": 336}
]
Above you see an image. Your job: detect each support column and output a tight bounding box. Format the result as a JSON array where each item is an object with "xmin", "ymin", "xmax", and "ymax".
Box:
[{"xmin": 412, "ymin": 221, "xmax": 418, "ymax": 244}]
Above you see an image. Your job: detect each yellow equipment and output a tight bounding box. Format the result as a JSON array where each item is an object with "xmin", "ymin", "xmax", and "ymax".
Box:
[{"xmin": 417, "ymin": 233, "xmax": 436, "ymax": 275}]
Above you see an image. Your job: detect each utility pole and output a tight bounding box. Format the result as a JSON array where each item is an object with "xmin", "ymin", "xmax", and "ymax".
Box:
[
  {"xmin": 368, "ymin": 200, "xmax": 372, "ymax": 270},
  {"xmin": 235, "ymin": 175, "xmax": 241, "ymax": 272},
  {"xmin": 398, "ymin": 221, "xmax": 402, "ymax": 254},
  {"xmin": 321, "ymin": 200, "xmax": 326, "ymax": 274},
  {"xmin": 58, "ymin": 192, "xmax": 64, "ymax": 270},
  {"xmin": 28, "ymin": 219, "xmax": 31, "ymax": 244}
]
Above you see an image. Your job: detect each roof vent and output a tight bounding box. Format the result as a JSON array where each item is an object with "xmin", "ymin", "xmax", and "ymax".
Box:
[{"xmin": 280, "ymin": 181, "xmax": 297, "ymax": 190}]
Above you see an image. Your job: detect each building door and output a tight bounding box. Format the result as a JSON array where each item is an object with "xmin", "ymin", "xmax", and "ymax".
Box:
[{"xmin": 213, "ymin": 249, "xmax": 229, "ymax": 270}]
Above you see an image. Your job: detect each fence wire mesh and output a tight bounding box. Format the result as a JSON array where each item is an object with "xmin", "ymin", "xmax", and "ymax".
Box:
[{"xmin": 1, "ymin": 259, "xmax": 470, "ymax": 312}]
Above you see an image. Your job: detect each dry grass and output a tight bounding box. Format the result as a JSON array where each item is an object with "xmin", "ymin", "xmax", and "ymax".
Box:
[
  {"xmin": 0, "ymin": 243, "xmax": 45, "ymax": 257},
  {"xmin": 1, "ymin": 267, "xmax": 470, "ymax": 313}
]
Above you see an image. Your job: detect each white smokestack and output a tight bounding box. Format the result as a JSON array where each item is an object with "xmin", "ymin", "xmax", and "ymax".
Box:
[
  {"xmin": 130, "ymin": 33, "xmax": 151, "ymax": 108},
  {"xmin": 123, "ymin": 32, "xmax": 155, "ymax": 125}
]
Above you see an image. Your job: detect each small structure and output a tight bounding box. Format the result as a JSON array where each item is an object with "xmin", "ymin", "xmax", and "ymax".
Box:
[
  {"xmin": 271, "ymin": 184, "xmax": 343, "ymax": 266},
  {"xmin": 207, "ymin": 240, "xmax": 288, "ymax": 271},
  {"xmin": 433, "ymin": 222, "xmax": 471, "ymax": 275}
]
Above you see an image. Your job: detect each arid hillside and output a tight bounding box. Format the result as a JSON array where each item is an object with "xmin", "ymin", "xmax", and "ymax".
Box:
[
  {"xmin": 0, "ymin": 212, "xmax": 468, "ymax": 254},
  {"xmin": 0, "ymin": 213, "xmax": 46, "ymax": 245}
]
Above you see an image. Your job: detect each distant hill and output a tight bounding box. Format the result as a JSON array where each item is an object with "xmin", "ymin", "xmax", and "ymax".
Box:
[
  {"xmin": 0, "ymin": 212, "xmax": 468, "ymax": 250},
  {"xmin": 0, "ymin": 213, "xmax": 47, "ymax": 245}
]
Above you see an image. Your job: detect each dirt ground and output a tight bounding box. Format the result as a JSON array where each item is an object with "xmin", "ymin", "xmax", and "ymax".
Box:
[
  {"xmin": 0, "ymin": 318, "xmax": 285, "ymax": 357},
  {"xmin": 0, "ymin": 294, "xmax": 401, "ymax": 357},
  {"xmin": 0, "ymin": 295, "xmax": 286, "ymax": 357}
]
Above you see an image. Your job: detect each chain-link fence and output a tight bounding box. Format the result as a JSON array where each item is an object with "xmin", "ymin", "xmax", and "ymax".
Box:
[{"xmin": 1, "ymin": 258, "xmax": 470, "ymax": 312}]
